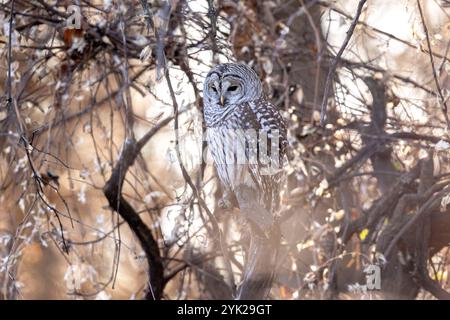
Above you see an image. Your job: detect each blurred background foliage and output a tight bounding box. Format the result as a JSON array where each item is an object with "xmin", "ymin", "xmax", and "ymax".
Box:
[{"xmin": 0, "ymin": 0, "xmax": 449, "ymax": 299}]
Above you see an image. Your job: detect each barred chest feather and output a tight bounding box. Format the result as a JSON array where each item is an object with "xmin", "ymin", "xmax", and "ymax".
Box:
[{"xmin": 205, "ymin": 98, "xmax": 287, "ymax": 211}]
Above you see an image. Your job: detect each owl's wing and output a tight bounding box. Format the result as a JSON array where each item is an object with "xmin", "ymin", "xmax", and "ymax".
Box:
[{"xmin": 244, "ymin": 98, "xmax": 288, "ymax": 212}]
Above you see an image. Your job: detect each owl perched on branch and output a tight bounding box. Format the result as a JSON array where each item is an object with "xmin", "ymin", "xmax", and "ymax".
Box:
[{"xmin": 203, "ymin": 63, "xmax": 288, "ymax": 299}]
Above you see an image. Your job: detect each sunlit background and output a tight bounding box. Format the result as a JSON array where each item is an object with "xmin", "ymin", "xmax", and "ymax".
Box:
[{"xmin": 0, "ymin": 0, "xmax": 449, "ymax": 299}]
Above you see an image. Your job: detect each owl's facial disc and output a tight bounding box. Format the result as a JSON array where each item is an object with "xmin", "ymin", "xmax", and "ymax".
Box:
[
  {"xmin": 206, "ymin": 75, "xmax": 243, "ymax": 107},
  {"xmin": 219, "ymin": 76, "xmax": 243, "ymax": 106}
]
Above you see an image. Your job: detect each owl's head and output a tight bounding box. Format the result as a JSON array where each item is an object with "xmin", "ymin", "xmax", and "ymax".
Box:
[{"xmin": 203, "ymin": 63, "xmax": 262, "ymax": 112}]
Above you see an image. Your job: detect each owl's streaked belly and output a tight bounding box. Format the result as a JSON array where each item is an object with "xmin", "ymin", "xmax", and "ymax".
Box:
[{"xmin": 206, "ymin": 126, "xmax": 256, "ymax": 191}]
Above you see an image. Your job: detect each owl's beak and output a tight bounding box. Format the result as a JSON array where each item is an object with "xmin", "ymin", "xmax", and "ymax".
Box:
[{"xmin": 220, "ymin": 95, "xmax": 225, "ymax": 106}]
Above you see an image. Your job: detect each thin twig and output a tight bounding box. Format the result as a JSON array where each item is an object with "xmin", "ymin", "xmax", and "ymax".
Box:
[
  {"xmin": 6, "ymin": 0, "xmax": 14, "ymax": 111},
  {"xmin": 417, "ymin": 0, "xmax": 449, "ymax": 129},
  {"xmin": 317, "ymin": 0, "xmax": 449, "ymax": 62},
  {"xmin": 320, "ymin": 0, "xmax": 368, "ymax": 125},
  {"xmin": 207, "ymin": 0, "xmax": 219, "ymax": 64}
]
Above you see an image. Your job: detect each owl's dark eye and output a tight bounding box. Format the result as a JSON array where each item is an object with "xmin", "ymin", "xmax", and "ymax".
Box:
[
  {"xmin": 228, "ymin": 85, "xmax": 239, "ymax": 92},
  {"xmin": 210, "ymin": 86, "xmax": 217, "ymax": 93}
]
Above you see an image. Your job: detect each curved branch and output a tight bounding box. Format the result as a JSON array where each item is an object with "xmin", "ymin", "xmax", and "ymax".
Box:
[{"xmin": 103, "ymin": 117, "xmax": 173, "ymax": 300}]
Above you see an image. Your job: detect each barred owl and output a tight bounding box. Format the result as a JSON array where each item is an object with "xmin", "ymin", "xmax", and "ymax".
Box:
[{"xmin": 203, "ymin": 63, "xmax": 287, "ymax": 299}]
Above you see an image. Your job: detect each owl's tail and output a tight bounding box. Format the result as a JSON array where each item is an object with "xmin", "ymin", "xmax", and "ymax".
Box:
[
  {"xmin": 235, "ymin": 185, "xmax": 280, "ymax": 300},
  {"xmin": 236, "ymin": 227, "xmax": 280, "ymax": 300}
]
